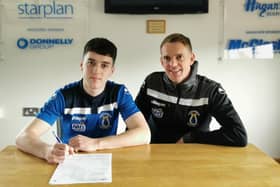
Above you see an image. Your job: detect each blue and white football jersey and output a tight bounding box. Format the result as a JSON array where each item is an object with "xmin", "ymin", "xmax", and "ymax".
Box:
[{"xmin": 37, "ymin": 80, "xmax": 139, "ymax": 143}]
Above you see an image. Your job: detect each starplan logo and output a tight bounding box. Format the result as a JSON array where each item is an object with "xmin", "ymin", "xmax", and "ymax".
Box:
[
  {"xmin": 17, "ymin": 38, "xmax": 73, "ymax": 49},
  {"xmin": 227, "ymin": 38, "xmax": 280, "ymax": 53},
  {"xmin": 244, "ymin": 0, "xmax": 280, "ymax": 17},
  {"xmin": 17, "ymin": 1, "xmax": 74, "ymax": 19}
]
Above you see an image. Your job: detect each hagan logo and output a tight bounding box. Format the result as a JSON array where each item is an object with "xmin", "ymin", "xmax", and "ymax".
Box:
[
  {"xmin": 17, "ymin": 1, "xmax": 74, "ymax": 19},
  {"xmin": 244, "ymin": 0, "xmax": 280, "ymax": 17}
]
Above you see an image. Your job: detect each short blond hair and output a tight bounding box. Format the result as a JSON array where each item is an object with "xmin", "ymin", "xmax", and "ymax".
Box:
[{"xmin": 160, "ymin": 33, "xmax": 192, "ymax": 51}]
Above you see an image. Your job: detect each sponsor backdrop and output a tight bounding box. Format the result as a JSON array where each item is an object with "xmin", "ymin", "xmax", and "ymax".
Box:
[
  {"xmin": 222, "ymin": 0, "xmax": 280, "ymax": 60},
  {"xmin": 1, "ymin": 0, "xmax": 280, "ymax": 158},
  {"xmin": 0, "ymin": 0, "xmax": 89, "ymax": 149},
  {"xmin": 1, "ymin": 0, "xmax": 88, "ymax": 61}
]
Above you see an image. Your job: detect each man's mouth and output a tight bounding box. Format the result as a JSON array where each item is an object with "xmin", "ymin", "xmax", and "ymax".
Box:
[{"xmin": 169, "ymin": 69, "xmax": 181, "ymax": 76}]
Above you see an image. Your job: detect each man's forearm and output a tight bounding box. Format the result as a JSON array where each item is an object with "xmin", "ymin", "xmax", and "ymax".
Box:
[
  {"xmin": 15, "ymin": 133, "xmax": 51, "ymax": 160},
  {"xmin": 97, "ymin": 126, "xmax": 151, "ymax": 150},
  {"xmin": 183, "ymin": 128, "xmax": 247, "ymax": 147}
]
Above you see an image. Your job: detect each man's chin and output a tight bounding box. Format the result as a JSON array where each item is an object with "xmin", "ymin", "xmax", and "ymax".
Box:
[{"xmin": 169, "ymin": 77, "xmax": 183, "ymax": 84}]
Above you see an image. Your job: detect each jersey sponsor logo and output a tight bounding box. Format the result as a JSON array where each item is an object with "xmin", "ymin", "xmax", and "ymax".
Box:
[
  {"xmin": 187, "ymin": 110, "xmax": 200, "ymax": 127},
  {"xmin": 71, "ymin": 116, "xmax": 87, "ymax": 121},
  {"xmin": 72, "ymin": 123, "xmax": 86, "ymax": 132},
  {"xmin": 71, "ymin": 115, "xmax": 87, "ymax": 132},
  {"xmin": 152, "ymin": 107, "xmax": 164, "ymax": 118},
  {"xmin": 99, "ymin": 113, "xmax": 112, "ymax": 130}
]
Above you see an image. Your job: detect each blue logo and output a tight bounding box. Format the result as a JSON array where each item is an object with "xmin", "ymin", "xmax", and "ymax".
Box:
[
  {"xmin": 244, "ymin": 0, "xmax": 280, "ymax": 17},
  {"xmin": 17, "ymin": 38, "xmax": 29, "ymax": 49},
  {"xmin": 17, "ymin": 1, "xmax": 74, "ymax": 19},
  {"xmin": 227, "ymin": 38, "xmax": 280, "ymax": 53},
  {"xmin": 16, "ymin": 37, "xmax": 74, "ymax": 49}
]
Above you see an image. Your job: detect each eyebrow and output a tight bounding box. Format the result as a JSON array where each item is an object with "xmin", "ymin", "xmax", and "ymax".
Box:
[
  {"xmin": 162, "ymin": 53, "xmax": 183, "ymax": 57},
  {"xmin": 87, "ymin": 58, "xmax": 112, "ymax": 65}
]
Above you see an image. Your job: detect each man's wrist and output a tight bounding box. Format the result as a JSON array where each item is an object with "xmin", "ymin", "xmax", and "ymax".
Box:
[
  {"xmin": 43, "ymin": 144, "xmax": 53, "ymax": 161},
  {"xmin": 95, "ymin": 139, "xmax": 102, "ymax": 151}
]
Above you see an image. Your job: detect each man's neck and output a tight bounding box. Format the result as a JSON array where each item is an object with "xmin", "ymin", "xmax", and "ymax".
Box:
[{"xmin": 83, "ymin": 82, "xmax": 105, "ymax": 97}]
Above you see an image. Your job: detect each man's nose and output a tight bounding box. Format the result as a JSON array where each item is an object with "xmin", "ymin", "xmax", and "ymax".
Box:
[
  {"xmin": 169, "ymin": 57, "xmax": 179, "ymax": 66},
  {"xmin": 92, "ymin": 64, "xmax": 102, "ymax": 73}
]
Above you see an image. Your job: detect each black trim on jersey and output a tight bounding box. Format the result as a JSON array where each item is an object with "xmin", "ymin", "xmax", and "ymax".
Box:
[{"xmin": 61, "ymin": 79, "xmax": 121, "ymax": 114}]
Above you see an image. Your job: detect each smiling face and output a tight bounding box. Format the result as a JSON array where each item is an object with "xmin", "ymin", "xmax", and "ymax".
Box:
[
  {"xmin": 80, "ymin": 51, "xmax": 115, "ymax": 96},
  {"xmin": 160, "ymin": 42, "xmax": 195, "ymax": 84}
]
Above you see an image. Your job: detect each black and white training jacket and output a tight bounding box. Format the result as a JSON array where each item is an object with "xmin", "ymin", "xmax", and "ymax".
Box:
[{"xmin": 135, "ymin": 61, "xmax": 247, "ymax": 146}]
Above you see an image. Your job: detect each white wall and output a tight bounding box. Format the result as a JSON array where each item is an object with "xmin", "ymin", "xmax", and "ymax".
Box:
[{"xmin": 1, "ymin": 0, "xmax": 280, "ymax": 158}]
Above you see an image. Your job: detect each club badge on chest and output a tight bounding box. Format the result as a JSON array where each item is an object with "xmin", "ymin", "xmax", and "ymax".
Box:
[{"xmin": 187, "ymin": 110, "xmax": 200, "ymax": 127}]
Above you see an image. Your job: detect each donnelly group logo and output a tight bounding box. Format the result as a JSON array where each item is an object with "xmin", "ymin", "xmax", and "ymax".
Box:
[{"xmin": 17, "ymin": 37, "xmax": 73, "ymax": 49}]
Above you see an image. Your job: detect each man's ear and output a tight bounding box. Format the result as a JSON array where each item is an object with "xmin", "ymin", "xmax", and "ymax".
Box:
[
  {"xmin": 190, "ymin": 52, "xmax": 196, "ymax": 65},
  {"xmin": 160, "ymin": 57, "xmax": 164, "ymax": 67},
  {"xmin": 111, "ymin": 65, "xmax": 115, "ymax": 74},
  {"xmin": 80, "ymin": 61, "xmax": 83, "ymax": 71}
]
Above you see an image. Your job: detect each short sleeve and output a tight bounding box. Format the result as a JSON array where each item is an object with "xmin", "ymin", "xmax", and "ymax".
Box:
[
  {"xmin": 36, "ymin": 90, "xmax": 65, "ymax": 126},
  {"xmin": 117, "ymin": 86, "xmax": 139, "ymax": 121}
]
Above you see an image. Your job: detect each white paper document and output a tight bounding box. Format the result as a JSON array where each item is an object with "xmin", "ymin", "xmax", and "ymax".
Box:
[{"xmin": 49, "ymin": 153, "xmax": 112, "ymax": 185}]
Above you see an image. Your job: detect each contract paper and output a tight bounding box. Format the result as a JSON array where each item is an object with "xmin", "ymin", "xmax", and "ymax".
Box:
[{"xmin": 49, "ymin": 153, "xmax": 112, "ymax": 185}]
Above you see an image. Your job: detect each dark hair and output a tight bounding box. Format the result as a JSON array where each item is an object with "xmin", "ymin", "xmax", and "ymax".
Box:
[
  {"xmin": 160, "ymin": 33, "xmax": 192, "ymax": 51},
  {"xmin": 83, "ymin": 38, "xmax": 117, "ymax": 64}
]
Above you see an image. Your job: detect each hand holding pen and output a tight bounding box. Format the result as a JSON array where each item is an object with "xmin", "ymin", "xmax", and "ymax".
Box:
[
  {"xmin": 52, "ymin": 130, "xmax": 63, "ymax": 143},
  {"xmin": 46, "ymin": 131, "xmax": 75, "ymax": 164}
]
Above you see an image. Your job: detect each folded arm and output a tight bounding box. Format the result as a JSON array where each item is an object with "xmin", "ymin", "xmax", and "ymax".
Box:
[
  {"xmin": 180, "ymin": 85, "xmax": 247, "ymax": 147},
  {"xmin": 69, "ymin": 111, "xmax": 151, "ymax": 152}
]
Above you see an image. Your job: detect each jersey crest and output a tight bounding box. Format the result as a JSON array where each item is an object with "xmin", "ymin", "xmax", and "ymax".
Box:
[
  {"xmin": 99, "ymin": 113, "xmax": 112, "ymax": 129},
  {"xmin": 187, "ymin": 110, "xmax": 200, "ymax": 127}
]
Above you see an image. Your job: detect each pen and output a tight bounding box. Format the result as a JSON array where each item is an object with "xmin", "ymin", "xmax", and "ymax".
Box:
[{"xmin": 52, "ymin": 130, "xmax": 63, "ymax": 143}]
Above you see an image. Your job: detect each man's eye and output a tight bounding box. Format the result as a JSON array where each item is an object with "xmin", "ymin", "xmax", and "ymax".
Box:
[
  {"xmin": 163, "ymin": 56, "xmax": 171, "ymax": 62},
  {"xmin": 101, "ymin": 64, "xmax": 109, "ymax": 68},
  {"xmin": 176, "ymin": 55, "xmax": 184, "ymax": 61}
]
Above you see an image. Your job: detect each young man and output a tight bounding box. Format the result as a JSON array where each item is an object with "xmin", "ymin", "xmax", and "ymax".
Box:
[
  {"xmin": 135, "ymin": 33, "xmax": 247, "ymax": 146},
  {"xmin": 16, "ymin": 38, "xmax": 151, "ymax": 164}
]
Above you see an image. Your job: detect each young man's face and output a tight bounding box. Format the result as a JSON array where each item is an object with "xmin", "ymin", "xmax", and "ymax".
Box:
[
  {"xmin": 160, "ymin": 42, "xmax": 195, "ymax": 84},
  {"xmin": 80, "ymin": 51, "xmax": 114, "ymax": 94}
]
